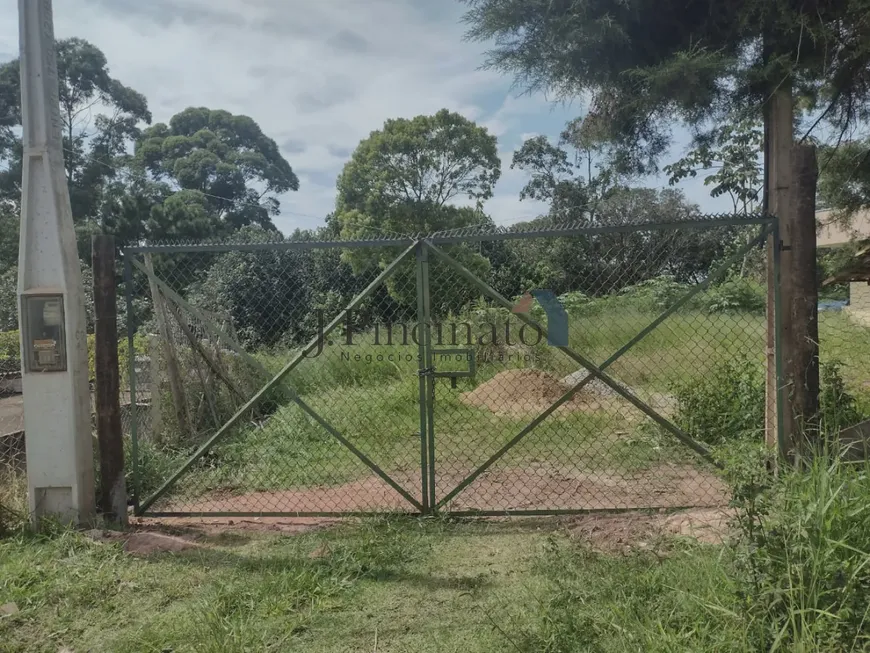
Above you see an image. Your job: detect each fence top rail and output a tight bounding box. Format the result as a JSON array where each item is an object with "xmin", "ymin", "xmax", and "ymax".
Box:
[{"xmin": 120, "ymin": 213, "xmax": 776, "ymax": 254}]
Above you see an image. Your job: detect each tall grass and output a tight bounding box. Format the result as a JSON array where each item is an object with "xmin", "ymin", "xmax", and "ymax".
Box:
[
  {"xmin": 725, "ymin": 446, "xmax": 870, "ymax": 651},
  {"xmin": 513, "ymin": 446, "xmax": 870, "ymax": 653},
  {"xmin": 0, "ymin": 467, "xmax": 27, "ymax": 536}
]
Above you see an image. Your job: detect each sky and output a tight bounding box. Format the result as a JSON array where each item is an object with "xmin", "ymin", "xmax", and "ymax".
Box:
[{"xmin": 0, "ymin": 0, "xmax": 732, "ymax": 234}]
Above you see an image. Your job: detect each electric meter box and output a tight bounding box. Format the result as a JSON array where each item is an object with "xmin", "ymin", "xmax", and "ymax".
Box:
[{"xmin": 20, "ymin": 293, "xmax": 67, "ymax": 373}]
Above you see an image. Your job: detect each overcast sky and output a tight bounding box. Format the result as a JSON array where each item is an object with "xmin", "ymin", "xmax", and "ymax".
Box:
[{"xmin": 0, "ymin": 0, "xmax": 731, "ymax": 234}]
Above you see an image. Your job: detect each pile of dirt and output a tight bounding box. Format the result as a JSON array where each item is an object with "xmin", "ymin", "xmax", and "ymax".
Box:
[{"xmin": 460, "ymin": 369, "xmax": 619, "ymax": 416}]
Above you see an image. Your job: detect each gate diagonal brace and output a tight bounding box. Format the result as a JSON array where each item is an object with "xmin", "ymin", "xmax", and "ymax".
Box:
[
  {"xmin": 130, "ymin": 245, "xmax": 423, "ymax": 514},
  {"xmin": 425, "ymin": 227, "xmax": 772, "ymax": 509}
]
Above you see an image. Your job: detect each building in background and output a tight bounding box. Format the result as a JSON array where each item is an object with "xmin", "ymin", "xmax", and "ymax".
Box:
[{"xmin": 818, "ymin": 208, "xmax": 870, "ymax": 324}]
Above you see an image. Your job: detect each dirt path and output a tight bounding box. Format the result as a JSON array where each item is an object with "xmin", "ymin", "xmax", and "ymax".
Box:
[{"xmin": 157, "ymin": 462, "xmax": 727, "ymax": 515}]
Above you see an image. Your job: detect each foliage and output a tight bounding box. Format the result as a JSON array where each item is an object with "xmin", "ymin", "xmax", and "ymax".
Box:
[
  {"xmin": 461, "ymin": 0, "xmax": 870, "ymax": 177},
  {"xmin": 0, "ymin": 269, "xmax": 18, "ymax": 336},
  {"xmin": 819, "ymin": 361, "xmax": 865, "ymax": 435},
  {"xmin": 485, "ymin": 188, "xmax": 730, "ymax": 301},
  {"xmin": 511, "ymin": 131, "xmax": 615, "ymax": 223},
  {"xmin": 726, "ymin": 451, "xmax": 870, "ymax": 651},
  {"xmin": 818, "ymin": 138, "xmax": 870, "ymax": 217},
  {"xmin": 617, "ymin": 276, "xmax": 690, "ymax": 311},
  {"xmin": 0, "ymin": 38, "xmax": 151, "ymax": 229},
  {"xmin": 665, "ymin": 119, "xmax": 763, "ymax": 215},
  {"xmin": 674, "ymin": 358, "xmax": 866, "ymax": 447},
  {"xmin": 135, "ymin": 106, "xmax": 298, "ymax": 237},
  {"xmin": 672, "ymin": 355, "xmax": 765, "ymax": 446},
  {"xmin": 335, "ymin": 110, "xmax": 498, "ymax": 308},
  {"xmin": 701, "ymin": 278, "xmax": 766, "ymax": 313},
  {"xmin": 336, "ymin": 109, "xmax": 500, "ymax": 232}
]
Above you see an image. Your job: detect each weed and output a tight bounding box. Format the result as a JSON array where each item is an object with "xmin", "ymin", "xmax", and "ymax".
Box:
[
  {"xmin": 727, "ymin": 452, "xmax": 870, "ymax": 651},
  {"xmin": 672, "ymin": 355, "xmax": 765, "ymax": 445},
  {"xmin": 0, "ymin": 466, "xmax": 26, "ymax": 536}
]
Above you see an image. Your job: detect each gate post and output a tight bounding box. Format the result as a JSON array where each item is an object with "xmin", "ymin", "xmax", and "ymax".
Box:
[
  {"xmin": 415, "ymin": 241, "xmax": 430, "ymax": 514},
  {"xmin": 93, "ymin": 235, "xmax": 127, "ymax": 527},
  {"xmin": 415, "ymin": 241, "xmax": 437, "ymax": 512}
]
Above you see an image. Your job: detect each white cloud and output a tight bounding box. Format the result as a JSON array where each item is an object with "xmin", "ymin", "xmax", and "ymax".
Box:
[{"xmin": 0, "ymin": 0, "xmax": 734, "ymax": 236}]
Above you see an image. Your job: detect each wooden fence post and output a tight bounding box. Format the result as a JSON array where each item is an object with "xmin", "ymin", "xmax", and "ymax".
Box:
[
  {"xmin": 765, "ymin": 84, "xmax": 793, "ymax": 456},
  {"xmin": 92, "ymin": 234, "xmax": 127, "ymax": 527},
  {"xmin": 783, "ymin": 144, "xmax": 821, "ymax": 460}
]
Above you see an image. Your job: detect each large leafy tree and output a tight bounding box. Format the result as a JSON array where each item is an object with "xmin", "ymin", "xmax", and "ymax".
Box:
[
  {"xmin": 0, "ymin": 38, "xmax": 151, "ymax": 223},
  {"xmin": 136, "ymin": 107, "xmax": 299, "ymax": 236},
  {"xmin": 335, "ymin": 110, "xmax": 500, "ymax": 312},
  {"xmin": 461, "ymin": 0, "xmax": 870, "ymax": 187},
  {"xmin": 335, "ymin": 109, "xmax": 500, "ymax": 237},
  {"xmin": 512, "ymin": 120, "xmax": 619, "ymax": 224}
]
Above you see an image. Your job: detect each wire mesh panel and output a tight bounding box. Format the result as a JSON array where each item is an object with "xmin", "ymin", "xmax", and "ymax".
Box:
[
  {"xmin": 126, "ymin": 239, "xmax": 427, "ymax": 515},
  {"xmin": 424, "ymin": 222, "xmax": 770, "ymax": 513},
  {"xmin": 816, "ymin": 276, "xmax": 870, "ymax": 459},
  {"xmin": 124, "ymin": 216, "xmax": 775, "ymax": 517}
]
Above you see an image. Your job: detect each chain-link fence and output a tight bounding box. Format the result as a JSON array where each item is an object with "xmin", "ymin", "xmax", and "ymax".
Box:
[{"xmin": 120, "ymin": 214, "xmax": 776, "ymax": 516}]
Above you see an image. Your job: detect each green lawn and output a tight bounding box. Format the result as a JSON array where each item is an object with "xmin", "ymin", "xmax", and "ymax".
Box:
[{"xmin": 0, "ymin": 517, "xmax": 740, "ymax": 653}]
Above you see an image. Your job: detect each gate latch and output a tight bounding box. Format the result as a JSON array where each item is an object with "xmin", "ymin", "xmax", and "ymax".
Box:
[{"xmin": 431, "ymin": 349, "xmax": 476, "ymax": 388}]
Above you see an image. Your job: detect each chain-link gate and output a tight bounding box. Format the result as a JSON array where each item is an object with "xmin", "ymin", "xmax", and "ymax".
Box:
[{"xmin": 122, "ymin": 214, "xmax": 778, "ymax": 516}]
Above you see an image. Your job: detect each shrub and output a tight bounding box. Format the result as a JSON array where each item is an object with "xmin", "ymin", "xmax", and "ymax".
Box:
[
  {"xmin": 617, "ymin": 275, "xmax": 693, "ymax": 311},
  {"xmin": 672, "ymin": 356, "xmax": 765, "ymax": 445},
  {"xmin": 700, "ymin": 279, "xmax": 766, "ymax": 313}
]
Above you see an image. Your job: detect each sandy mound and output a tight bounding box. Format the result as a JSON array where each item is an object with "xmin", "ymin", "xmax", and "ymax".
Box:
[{"xmin": 460, "ymin": 369, "xmax": 620, "ymax": 416}]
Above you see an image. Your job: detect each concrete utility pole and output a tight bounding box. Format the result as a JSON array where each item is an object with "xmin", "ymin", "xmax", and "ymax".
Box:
[{"xmin": 17, "ymin": 0, "xmax": 95, "ymax": 525}]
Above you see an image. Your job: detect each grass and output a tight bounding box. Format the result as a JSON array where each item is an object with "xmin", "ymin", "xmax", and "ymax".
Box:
[
  {"xmin": 0, "ymin": 514, "xmax": 761, "ymax": 653},
  {"xmin": 0, "ymin": 517, "xmax": 553, "ymax": 653},
  {"xmin": 5, "ymin": 447, "xmax": 870, "ymax": 652},
  {"xmin": 511, "ymin": 536, "xmax": 749, "ymax": 652},
  {"xmin": 0, "ymin": 468, "xmax": 27, "ymax": 536},
  {"xmin": 137, "ymin": 305, "xmax": 870, "ymax": 509}
]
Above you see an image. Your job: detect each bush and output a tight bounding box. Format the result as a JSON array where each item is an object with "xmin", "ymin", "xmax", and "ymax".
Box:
[
  {"xmin": 673, "ymin": 359, "xmax": 865, "ymax": 447},
  {"xmin": 617, "ymin": 275, "xmax": 693, "ymax": 311},
  {"xmin": 672, "ymin": 356, "xmax": 765, "ymax": 446},
  {"xmin": 700, "ymin": 279, "xmax": 766, "ymax": 313}
]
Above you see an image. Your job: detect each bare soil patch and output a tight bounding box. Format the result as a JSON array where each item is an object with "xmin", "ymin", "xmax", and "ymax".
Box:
[{"xmin": 158, "ymin": 462, "xmax": 726, "ymax": 515}]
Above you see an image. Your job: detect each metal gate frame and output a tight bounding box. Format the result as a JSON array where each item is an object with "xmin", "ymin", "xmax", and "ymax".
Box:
[
  {"xmin": 122, "ymin": 213, "xmax": 782, "ymax": 517},
  {"xmin": 421, "ymin": 220, "xmax": 780, "ymax": 514}
]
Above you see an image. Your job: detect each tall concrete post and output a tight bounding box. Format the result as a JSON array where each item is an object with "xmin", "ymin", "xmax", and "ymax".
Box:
[{"xmin": 17, "ymin": 0, "xmax": 95, "ymax": 526}]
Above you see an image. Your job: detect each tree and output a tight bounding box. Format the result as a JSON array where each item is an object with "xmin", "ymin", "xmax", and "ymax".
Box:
[
  {"xmin": 136, "ymin": 107, "xmax": 299, "ymax": 234},
  {"xmin": 0, "ymin": 38, "xmax": 152, "ymax": 223},
  {"xmin": 512, "ymin": 121, "xmax": 620, "ymax": 224},
  {"xmin": 818, "ymin": 139, "xmax": 870, "ymax": 218},
  {"xmin": 335, "ymin": 109, "xmax": 500, "ymax": 237},
  {"xmin": 665, "ymin": 119, "xmax": 763, "ymax": 216},
  {"xmin": 335, "ymin": 110, "xmax": 500, "ymax": 312},
  {"xmin": 488, "ymin": 187, "xmax": 726, "ymax": 299},
  {"xmin": 461, "ymin": 0, "xmax": 870, "ymax": 186}
]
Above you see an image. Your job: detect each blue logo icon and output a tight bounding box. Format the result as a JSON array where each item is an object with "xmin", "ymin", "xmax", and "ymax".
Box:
[{"xmin": 512, "ymin": 289, "xmax": 568, "ymax": 347}]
